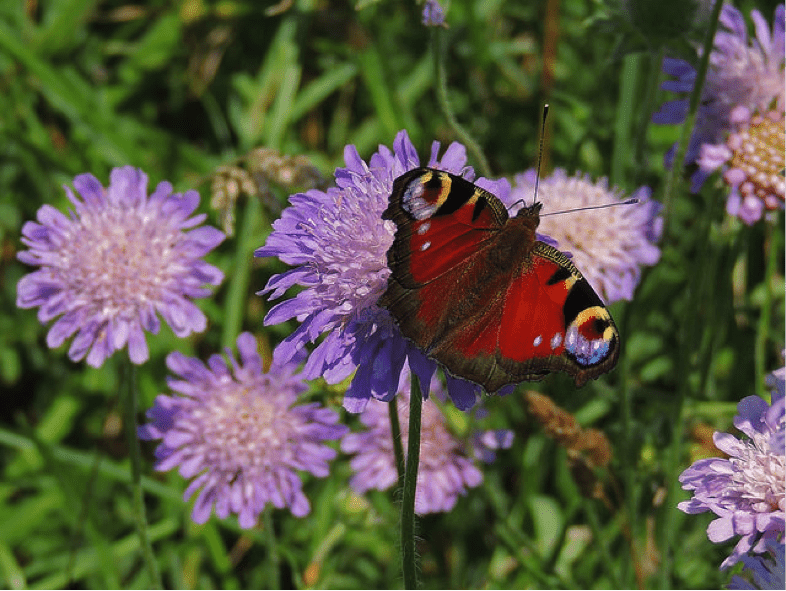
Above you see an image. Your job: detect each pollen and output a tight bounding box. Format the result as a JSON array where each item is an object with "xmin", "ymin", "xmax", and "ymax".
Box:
[{"xmin": 725, "ymin": 109, "xmax": 786, "ymax": 211}]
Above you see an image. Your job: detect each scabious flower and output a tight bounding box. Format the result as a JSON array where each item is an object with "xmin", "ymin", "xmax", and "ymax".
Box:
[
  {"xmin": 138, "ymin": 332, "xmax": 348, "ymax": 527},
  {"xmin": 16, "ymin": 166, "xmax": 224, "ymax": 368},
  {"xmin": 510, "ymin": 169, "xmax": 662, "ymax": 304},
  {"xmin": 678, "ymin": 366, "xmax": 785, "ymax": 570},
  {"xmin": 341, "ymin": 371, "xmax": 513, "ymax": 514},
  {"xmin": 729, "ymin": 539, "xmax": 785, "ymax": 590},
  {"xmin": 255, "ymin": 130, "xmax": 511, "ymax": 413},
  {"xmin": 422, "ymin": 0, "xmax": 446, "ymax": 27},
  {"xmin": 653, "ymin": 4, "xmax": 785, "ymax": 192},
  {"xmin": 697, "ymin": 105, "xmax": 785, "ymax": 224}
]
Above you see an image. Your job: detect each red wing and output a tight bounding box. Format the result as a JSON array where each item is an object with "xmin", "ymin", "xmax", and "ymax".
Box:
[
  {"xmin": 426, "ymin": 242, "xmax": 619, "ymax": 391},
  {"xmin": 382, "ymin": 168, "xmax": 509, "ymax": 287}
]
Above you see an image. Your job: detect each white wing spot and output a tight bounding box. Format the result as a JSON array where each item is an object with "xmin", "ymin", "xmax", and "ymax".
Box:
[
  {"xmin": 420, "ymin": 241, "xmax": 431, "ymax": 251},
  {"xmin": 551, "ymin": 332, "xmax": 562, "ymax": 349},
  {"xmin": 417, "ymin": 221, "xmax": 431, "ymax": 234},
  {"xmin": 533, "ymin": 335, "xmax": 542, "ymax": 347}
]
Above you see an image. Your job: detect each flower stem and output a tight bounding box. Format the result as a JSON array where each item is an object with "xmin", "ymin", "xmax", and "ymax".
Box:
[
  {"xmin": 657, "ymin": 164, "xmax": 724, "ymax": 589},
  {"xmin": 222, "ymin": 194, "xmax": 265, "ymax": 350},
  {"xmin": 661, "ymin": 0, "xmax": 724, "ymax": 238},
  {"xmin": 401, "ymin": 372, "xmax": 423, "ymax": 589},
  {"xmin": 121, "ymin": 359, "xmax": 162, "ymax": 588},
  {"xmin": 432, "ymin": 28, "xmax": 492, "ymax": 179},
  {"xmin": 262, "ymin": 507, "xmax": 281, "ymax": 589},
  {"xmin": 755, "ymin": 221, "xmax": 777, "ymax": 398},
  {"xmin": 388, "ymin": 398, "xmax": 405, "ymax": 487}
]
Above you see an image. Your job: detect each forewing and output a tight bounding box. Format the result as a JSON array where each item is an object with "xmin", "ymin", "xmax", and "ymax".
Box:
[{"xmin": 382, "ymin": 168, "xmax": 508, "ymax": 288}]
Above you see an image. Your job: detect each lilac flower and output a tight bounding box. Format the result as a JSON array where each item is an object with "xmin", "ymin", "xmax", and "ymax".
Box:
[
  {"xmin": 422, "ymin": 0, "xmax": 446, "ymax": 27},
  {"xmin": 256, "ymin": 130, "xmax": 511, "ymax": 413},
  {"xmin": 510, "ymin": 169, "xmax": 662, "ymax": 304},
  {"xmin": 653, "ymin": 4, "xmax": 785, "ymax": 192},
  {"xmin": 697, "ymin": 105, "xmax": 785, "ymax": 224},
  {"xmin": 340, "ymin": 371, "xmax": 513, "ymax": 514},
  {"xmin": 729, "ymin": 539, "xmax": 785, "ymax": 590},
  {"xmin": 678, "ymin": 366, "xmax": 785, "ymax": 569},
  {"xmin": 16, "ymin": 166, "xmax": 225, "ymax": 368},
  {"xmin": 138, "ymin": 332, "xmax": 348, "ymax": 527}
]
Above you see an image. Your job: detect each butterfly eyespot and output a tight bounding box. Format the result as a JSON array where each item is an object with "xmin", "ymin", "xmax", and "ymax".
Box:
[
  {"xmin": 592, "ymin": 317, "xmax": 609, "ymax": 335},
  {"xmin": 402, "ymin": 183, "xmax": 438, "ymax": 220},
  {"xmin": 533, "ymin": 335, "xmax": 543, "ymax": 347}
]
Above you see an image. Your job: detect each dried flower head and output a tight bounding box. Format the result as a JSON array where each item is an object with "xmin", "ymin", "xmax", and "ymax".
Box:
[{"xmin": 16, "ymin": 166, "xmax": 224, "ymax": 368}]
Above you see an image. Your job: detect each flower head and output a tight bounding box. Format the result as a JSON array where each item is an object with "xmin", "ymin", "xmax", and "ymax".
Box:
[
  {"xmin": 16, "ymin": 166, "xmax": 225, "ymax": 368},
  {"xmin": 340, "ymin": 371, "xmax": 513, "ymax": 514},
  {"xmin": 729, "ymin": 539, "xmax": 785, "ymax": 590},
  {"xmin": 256, "ymin": 130, "xmax": 511, "ymax": 413},
  {"xmin": 422, "ymin": 0, "xmax": 446, "ymax": 27},
  {"xmin": 678, "ymin": 366, "xmax": 785, "ymax": 569},
  {"xmin": 138, "ymin": 332, "xmax": 348, "ymax": 527},
  {"xmin": 653, "ymin": 4, "xmax": 785, "ymax": 192},
  {"xmin": 510, "ymin": 169, "xmax": 662, "ymax": 304},
  {"xmin": 698, "ymin": 105, "xmax": 785, "ymax": 224}
]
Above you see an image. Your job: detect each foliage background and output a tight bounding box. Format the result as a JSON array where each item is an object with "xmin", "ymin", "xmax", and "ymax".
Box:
[{"xmin": 0, "ymin": 0, "xmax": 783, "ymax": 588}]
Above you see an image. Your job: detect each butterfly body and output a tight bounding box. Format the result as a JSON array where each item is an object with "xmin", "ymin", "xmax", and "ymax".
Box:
[{"xmin": 380, "ymin": 167, "xmax": 619, "ymax": 393}]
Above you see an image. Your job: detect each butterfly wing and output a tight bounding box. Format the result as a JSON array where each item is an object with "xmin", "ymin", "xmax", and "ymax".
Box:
[
  {"xmin": 381, "ymin": 167, "xmax": 510, "ymax": 352},
  {"xmin": 381, "ymin": 168, "xmax": 619, "ymax": 392}
]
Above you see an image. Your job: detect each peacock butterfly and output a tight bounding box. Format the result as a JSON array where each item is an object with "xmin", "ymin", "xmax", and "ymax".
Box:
[{"xmin": 379, "ymin": 167, "xmax": 619, "ymax": 393}]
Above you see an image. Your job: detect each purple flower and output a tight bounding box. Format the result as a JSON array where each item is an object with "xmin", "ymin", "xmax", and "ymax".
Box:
[
  {"xmin": 256, "ymin": 130, "xmax": 511, "ymax": 413},
  {"xmin": 340, "ymin": 371, "xmax": 513, "ymax": 514},
  {"xmin": 678, "ymin": 366, "xmax": 785, "ymax": 570},
  {"xmin": 138, "ymin": 332, "xmax": 348, "ymax": 527},
  {"xmin": 729, "ymin": 539, "xmax": 785, "ymax": 590},
  {"xmin": 422, "ymin": 0, "xmax": 446, "ymax": 27},
  {"xmin": 697, "ymin": 105, "xmax": 785, "ymax": 224},
  {"xmin": 653, "ymin": 4, "xmax": 785, "ymax": 192},
  {"xmin": 510, "ymin": 169, "xmax": 662, "ymax": 304},
  {"xmin": 16, "ymin": 166, "xmax": 225, "ymax": 368}
]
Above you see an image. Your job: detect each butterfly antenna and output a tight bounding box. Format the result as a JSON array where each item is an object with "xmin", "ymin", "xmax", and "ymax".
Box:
[
  {"xmin": 533, "ymin": 104, "xmax": 549, "ymax": 206},
  {"xmin": 540, "ymin": 197, "xmax": 640, "ymax": 217}
]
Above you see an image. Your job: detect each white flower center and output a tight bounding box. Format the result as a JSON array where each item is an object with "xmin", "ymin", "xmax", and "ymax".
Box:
[
  {"xmin": 196, "ymin": 378, "xmax": 297, "ymax": 473},
  {"xmin": 731, "ymin": 430, "xmax": 786, "ymax": 513},
  {"xmin": 60, "ymin": 202, "xmax": 182, "ymax": 318}
]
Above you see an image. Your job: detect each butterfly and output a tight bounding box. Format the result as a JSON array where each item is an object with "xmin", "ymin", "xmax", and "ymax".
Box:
[{"xmin": 379, "ymin": 167, "xmax": 619, "ymax": 393}]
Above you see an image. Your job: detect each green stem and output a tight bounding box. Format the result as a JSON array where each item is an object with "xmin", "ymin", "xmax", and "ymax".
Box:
[
  {"xmin": 388, "ymin": 398, "xmax": 405, "ymax": 488},
  {"xmin": 121, "ymin": 360, "xmax": 162, "ymax": 588},
  {"xmin": 617, "ymin": 305, "xmax": 638, "ymax": 588},
  {"xmin": 611, "ymin": 53, "xmax": 639, "ymax": 186},
  {"xmin": 661, "ymin": 0, "xmax": 724, "ymax": 239},
  {"xmin": 634, "ymin": 46, "xmax": 667, "ymax": 174},
  {"xmin": 755, "ymin": 221, "xmax": 777, "ymax": 398},
  {"xmin": 262, "ymin": 507, "xmax": 281, "ymax": 589},
  {"xmin": 401, "ymin": 372, "xmax": 423, "ymax": 590},
  {"xmin": 583, "ymin": 502, "xmax": 624, "ymax": 589},
  {"xmin": 657, "ymin": 165, "xmax": 724, "ymax": 589},
  {"xmin": 432, "ymin": 29, "xmax": 491, "ymax": 178},
  {"xmin": 221, "ymin": 194, "xmax": 265, "ymax": 350}
]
